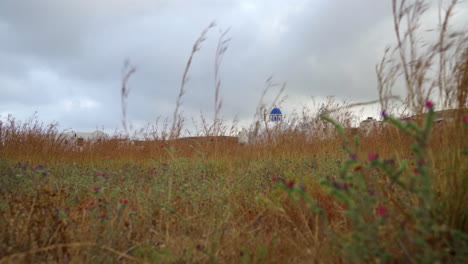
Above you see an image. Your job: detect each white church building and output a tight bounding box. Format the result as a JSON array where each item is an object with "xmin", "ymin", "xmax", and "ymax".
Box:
[
  {"xmin": 238, "ymin": 107, "xmax": 288, "ymax": 144},
  {"xmin": 59, "ymin": 130, "xmax": 109, "ymax": 151}
]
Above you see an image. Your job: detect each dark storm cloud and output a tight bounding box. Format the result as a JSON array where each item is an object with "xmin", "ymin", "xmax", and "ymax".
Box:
[{"xmin": 1, "ymin": 0, "xmax": 466, "ymax": 133}]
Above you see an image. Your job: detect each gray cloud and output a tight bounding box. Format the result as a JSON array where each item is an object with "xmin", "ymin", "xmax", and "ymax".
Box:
[{"xmin": 1, "ymin": 0, "xmax": 467, "ymax": 134}]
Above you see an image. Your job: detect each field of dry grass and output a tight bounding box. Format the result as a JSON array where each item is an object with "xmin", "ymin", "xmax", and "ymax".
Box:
[{"xmin": 0, "ymin": 106, "xmax": 466, "ymax": 263}]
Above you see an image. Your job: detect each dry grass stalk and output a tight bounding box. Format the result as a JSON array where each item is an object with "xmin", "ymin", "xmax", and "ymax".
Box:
[
  {"xmin": 212, "ymin": 27, "xmax": 230, "ymax": 136},
  {"xmin": 170, "ymin": 22, "xmax": 216, "ymax": 140},
  {"xmin": 121, "ymin": 59, "xmax": 136, "ymax": 136}
]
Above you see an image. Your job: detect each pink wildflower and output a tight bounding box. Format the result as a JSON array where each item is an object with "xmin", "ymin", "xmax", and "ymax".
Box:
[
  {"xmin": 376, "ymin": 206, "xmax": 387, "ymax": 217},
  {"xmin": 368, "ymin": 152, "xmax": 378, "ymax": 161},
  {"xmin": 425, "ymin": 100, "xmax": 434, "ymax": 109},
  {"xmin": 400, "ymin": 221, "xmax": 407, "ymax": 228},
  {"xmin": 462, "ymin": 116, "xmax": 468, "ymax": 123}
]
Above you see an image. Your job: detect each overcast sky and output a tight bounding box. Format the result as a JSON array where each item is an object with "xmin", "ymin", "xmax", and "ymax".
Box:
[{"xmin": 1, "ymin": 0, "xmax": 467, "ymax": 135}]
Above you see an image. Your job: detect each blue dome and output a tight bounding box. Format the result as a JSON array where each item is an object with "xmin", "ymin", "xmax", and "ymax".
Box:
[{"xmin": 270, "ymin": 108, "xmax": 282, "ymax": 115}]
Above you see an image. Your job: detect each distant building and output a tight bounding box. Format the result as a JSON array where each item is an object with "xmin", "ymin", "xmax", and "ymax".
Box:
[
  {"xmin": 61, "ymin": 130, "xmax": 108, "ymax": 141},
  {"xmin": 409, "ymin": 108, "xmax": 467, "ymax": 123},
  {"xmin": 238, "ymin": 107, "xmax": 286, "ymax": 144},
  {"xmin": 269, "ymin": 107, "xmax": 283, "ymax": 122},
  {"xmin": 296, "ymin": 116, "xmax": 334, "ymax": 140},
  {"xmin": 238, "ymin": 128, "xmax": 249, "ymax": 145},
  {"xmin": 59, "ymin": 130, "xmax": 108, "ymax": 151},
  {"xmin": 359, "ymin": 117, "xmax": 380, "ymax": 136},
  {"xmin": 357, "ymin": 108, "xmax": 468, "ymax": 136}
]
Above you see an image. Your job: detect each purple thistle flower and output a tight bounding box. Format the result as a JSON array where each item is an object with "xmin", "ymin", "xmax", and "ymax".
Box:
[
  {"xmin": 332, "ymin": 181, "xmax": 341, "ymax": 189},
  {"xmin": 381, "ymin": 110, "xmax": 388, "ymax": 119},
  {"xmin": 417, "ymin": 159, "xmax": 425, "ymax": 166}
]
